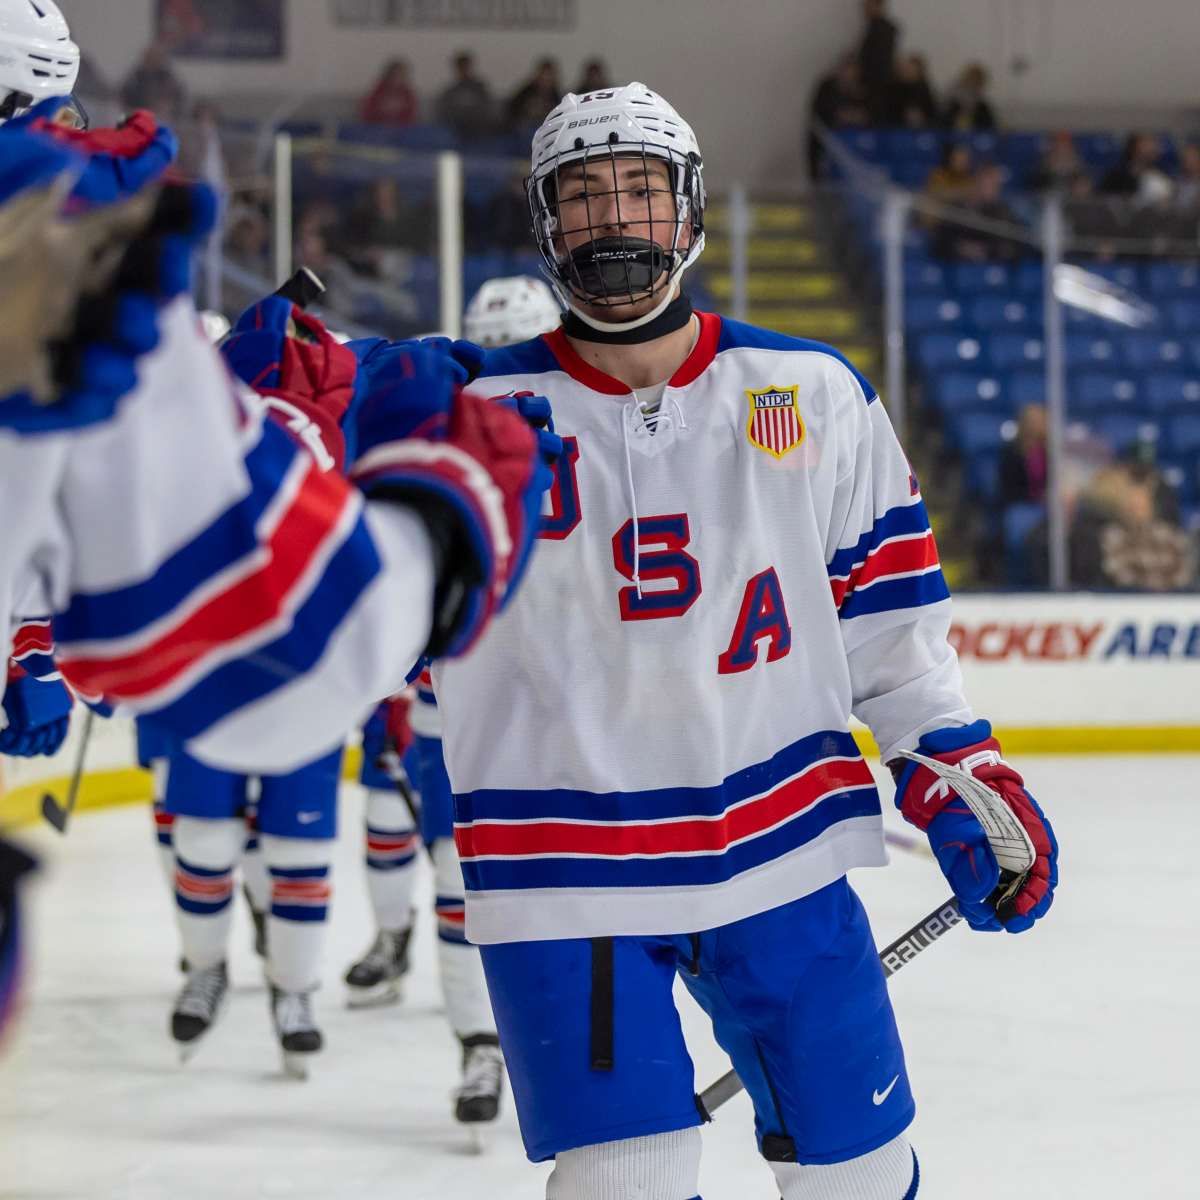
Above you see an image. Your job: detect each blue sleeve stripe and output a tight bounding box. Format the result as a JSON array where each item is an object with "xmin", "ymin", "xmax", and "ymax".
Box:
[
  {"xmin": 838, "ymin": 569, "xmax": 950, "ymax": 621},
  {"xmin": 827, "ymin": 499, "xmax": 932, "ymax": 580},
  {"xmin": 55, "ymin": 421, "xmax": 295, "ymax": 643}
]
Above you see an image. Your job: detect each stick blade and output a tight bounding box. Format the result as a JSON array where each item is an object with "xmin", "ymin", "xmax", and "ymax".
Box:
[{"xmin": 40, "ymin": 792, "xmax": 68, "ymax": 833}]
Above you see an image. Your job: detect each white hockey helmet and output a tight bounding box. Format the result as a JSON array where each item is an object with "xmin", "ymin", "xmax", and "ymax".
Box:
[
  {"xmin": 527, "ymin": 82, "xmax": 705, "ymax": 330},
  {"xmin": 463, "ymin": 275, "xmax": 561, "ymax": 347},
  {"xmin": 0, "ymin": 0, "xmax": 80, "ymax": 124}
]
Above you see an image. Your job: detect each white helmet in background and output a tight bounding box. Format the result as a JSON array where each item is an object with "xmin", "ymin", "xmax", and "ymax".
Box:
[
  {"xmin": 527, "ymin": 82, "xmax": 706, "ymax": 331},
  {"xmin": 0, "ymin": 0, "xmax": 80, "ymax": 124},
  {"xmin": 463, "ymin": 275, "xmax": 561, "ymax": 347}
]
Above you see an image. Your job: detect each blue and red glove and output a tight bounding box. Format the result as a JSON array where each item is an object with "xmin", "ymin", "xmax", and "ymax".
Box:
[
  {"xmin": 891, "ymin": 719, "xmax": 1058, "ymax": 933},
  {"xmin": 362, "ymin": 694, "xmax": 415, "ymax": 770},
  {"xmin": 347, "ymin": 340, "xmax": 556, "ymax": 657},
  {"xmin": 0, "ymin": 115, "xmax": 216, "ymax": 433},
  {"xmin": 222, "ymin": 295, "xmax": 357, "ymax": 473},
  {"xmin": 0, "ymin": 669, "xmax": 73, "ymax": 758}
]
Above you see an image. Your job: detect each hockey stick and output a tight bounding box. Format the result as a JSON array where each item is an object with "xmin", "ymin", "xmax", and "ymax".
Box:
[
  {"xmin": 40, "ymin": 707, "xmax": 96, "ymax": 834},
  {"xmin": 698, "ymin": 897, "xmax": 963, "ymax": 1115}
]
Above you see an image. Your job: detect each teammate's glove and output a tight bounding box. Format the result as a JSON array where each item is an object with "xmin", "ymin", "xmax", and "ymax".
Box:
[
  {"xmin": 362, "ymin": 694, "xmax": 415, "ymax": 770},
  {"xmin": 891, "ymin": 720, "xmax": 1058, "ymax": 933},
  {"xmin": 222, "ymin": 295, "xmax": 357, "ymax": 472},
  {"xmin": 0, "ymin": 123, "xmax": 216, "ymax": 433},
  {"xmin": 348, "ymin": 341, "xmax": 553, "ymax": 657},
  {"xmin": 0, "ymin": 670, "xmax": 73, "ymax": 758}
]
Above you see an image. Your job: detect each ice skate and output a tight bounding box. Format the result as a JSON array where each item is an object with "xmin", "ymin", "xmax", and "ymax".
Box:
[
  {"xmin": 170, "ymin": 961, "xmax": 228, "ymax": 1062},
  {"xmin": 343, "ymin": 926, "xmax": 413, "ymax": 1008},
  {"xmin": 454, "ymin": 1035, "xmax": 504, "ymax": 1152},
  {"xmin": 270, "ymin": 985, "xmax": 322, "ymax": 1080}
]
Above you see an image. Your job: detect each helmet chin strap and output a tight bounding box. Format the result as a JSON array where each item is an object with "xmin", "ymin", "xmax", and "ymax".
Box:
[{"xmin": 565, "ymin": 279, "xmax": 681, "ymax": 333}]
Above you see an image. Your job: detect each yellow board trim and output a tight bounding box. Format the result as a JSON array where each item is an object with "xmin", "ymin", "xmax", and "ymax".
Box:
[
  {"xmin": 3, "ymin": 731, "xmax": 1198, "ymax": 830},
  {"xmin": 1, "ymin": 747, "xmax": 365, "ymax": 831}
]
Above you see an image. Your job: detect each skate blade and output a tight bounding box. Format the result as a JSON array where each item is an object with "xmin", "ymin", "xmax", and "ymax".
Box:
[
  {"xmin": 281, "ymin": 1051, "xmax": 312, "ymax": 1081},
  {"xmin": 345, "ymin": 980, "xmax": 404, "ymax": 1009},
  {"xmin": 463, "ymin": 1125, "xmax": 491, "ymax": 1155},
  {"xmin": 177, "ymin": 1041, "xmax": 203, "ymax": 1066}
]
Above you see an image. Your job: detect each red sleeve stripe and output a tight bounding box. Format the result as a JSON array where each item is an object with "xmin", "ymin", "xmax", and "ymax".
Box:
[
  {"xmin": 56, "ymin": 458, "xmax": 359, "ymax": 702},
  {"xmin": 829, "ymin": 530, "xmax": 940, "ymax": 609},
  {"xmin": 10, "ymin": 621, "xmax": 53, "ymax": 660},
  {"xmin": 455, "ymin": 755, "xmax": 875, "ymax": 861}
]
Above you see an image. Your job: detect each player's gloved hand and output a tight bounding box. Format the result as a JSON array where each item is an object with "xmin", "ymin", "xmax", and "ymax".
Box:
[
  {"xmin": 222, "ymin": 295, "xmax": 356, "ymax": 472},
  {"xmin": 362, "ymin": 694, "xmax": 415, "ymax": 769},
  {"xmin": 348, "ymin": 341, "xmax": 552, "ymax": 657},
  {"xmin": 0, "ymin": 123, "xmax": 216, "ymax": 433},
  {"xmin": 0, "ymin": 671, "xmax": 73, "ymax": 758},
  {"xmin": 890, "ymin": 720, "xmax": 1057, "ymax": 933}
]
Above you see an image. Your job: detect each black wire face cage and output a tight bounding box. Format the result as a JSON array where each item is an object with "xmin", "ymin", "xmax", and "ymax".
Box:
[{"xmin": 527, "ymin": 140, "xmax": 705, "ymax": 310}]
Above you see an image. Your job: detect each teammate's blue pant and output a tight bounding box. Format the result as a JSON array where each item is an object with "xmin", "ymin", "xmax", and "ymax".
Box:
[{"xmin": 479, "ymin": 877, "xmax": 913, "ymax": 1165}]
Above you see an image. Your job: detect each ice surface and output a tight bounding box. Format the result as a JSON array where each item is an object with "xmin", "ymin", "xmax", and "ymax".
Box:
[{"xmin": 1, "ymin": 756, "xmax": 1195, "ymax": 1199}]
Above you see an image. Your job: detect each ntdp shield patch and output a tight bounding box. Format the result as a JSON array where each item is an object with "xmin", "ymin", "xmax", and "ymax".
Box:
[{"xmin": 745, "ymin": 385, "xmax": 805, "ymax": 459}]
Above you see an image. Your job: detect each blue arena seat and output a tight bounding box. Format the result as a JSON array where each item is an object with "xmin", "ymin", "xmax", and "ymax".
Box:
[
  {"xmin": 881, "ymin": 129, "xmax": 943, "ymax": 165},
  {"xmin": 1002, "ymin": 502, "xmax": 1046, "ymax": 585},
  {"xmin": 1167, "ymin": 299, "xmax": 1200, "ymax": 331},
  {"xmin": 1145, "ymin": 262, "xmax": 1200, "ymax": 296},
  {"xmin": 905, "ymin": 259, "xmax": 948, "ymax": 292},
  {"xmin": 989, "ymin": 333, "xmax": 1044, "ymax": 370},
  {"xmin": 1013, "ymin": 261, "xmax": 1045, "ymax": 295},
  {"xmin": 931, "ymin": 372, "xmax": 1010, "ymax": 415},
  {"xmin": 969, "ymin": 296, "xmax": 1041, "ymax": 331},
  {"xmin": 1009, "ymin": 370, "xmax": 1046, "ymax": 407},
  {"xmin": 1167, "ymin": 413, "xmax": 1200, "ymax": 456},
  {"xmin": 1095, "ymin": 413, "xmax": 1157, "ymax": 454},
  {"xmin": 950, "ymin": 410, "xmax": 1014, "ymax": 456},
  {"xmin": 915, "ymin": 333, "xmax": 986, "ymax": 372},
  {"xmin": 1064, "ymin": 334, "xmax": 1118, "ymax": 367},
  {"xmin": 1074, "ymin": 260, "xmax": 1141, "ymax": 291},
  {"xmin": 1120, "ymin": 334, "xmax": 1187, "ymax": 370},
  {"xmin": 951, "ymin": 263, "xmax": 1013, "ymax": 294},
  {"xmin": 1070, "ymin": 372, "xmax": 1141, "ymax": 415},
  {"xmin": 906, "ymin": 295, "xmax": 967, "ymax": 332},
  {"xmin": 1144, "ymin": 373, "xmax": 1200, "ymax": 414},
  {"xmin": 965, "ymin": 450, "xmax": 1001, "ymax": 501}
]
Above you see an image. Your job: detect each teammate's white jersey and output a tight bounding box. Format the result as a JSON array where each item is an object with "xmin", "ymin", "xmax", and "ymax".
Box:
[
  {"xmin": 432, "ymin": 313, "xmax": 972, "ymax": 944},
  {"xmin": 0, "ymin": 297, "xmax": 433, "ymax": 772}
]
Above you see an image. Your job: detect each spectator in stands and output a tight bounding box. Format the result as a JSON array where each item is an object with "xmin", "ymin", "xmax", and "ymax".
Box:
[
  {"xmin": 808, "ymin": 55, "xmax": 871, "ymax": 179},
  {"xmin": 1066, "ymin": 463, "xmax": 1195, "ymax": 590},
  {"xmin": 941, "ymin": 63, "xmax": 996, "ymax": 132},
  {"xmin": 343, "ymin": 178, "xmax": 428, "ymax": 277},
  {"xmin": 359, "ymin": 59, "xmax": 419, "ymax": 127},
  {"xmin": 931, "ymin": 162, "xmax": 1022, "ymax": 261},
  {"xmin": 999, "ymin": 404, "xmax": 1048, "ymax": 507},
  {"xmin": 883, "ymin": 53, "xmax": 937, "ymax": 128},
  {"xmin": 224, "ymin": 205, "xmax": 271, "ymax": 276},
  {"xmin": 507, "ymin": 57, "xmax": 562, "ymax": 130},
  {"xmin": 1099, "ymin": 133, "xmax": 1171, "ymax": 204},
  {"xmin": 437, "ymin": 52, "xmax": 495, "ymax": 141},
  {"xmin": 924, "ymin": 142, "xmax": 975, "ymax": 205},
  {"xmin": 1063, "ymin": 173, "xmax": 1122, "ymax": 254},
  {"xmin": 1028, "ymin": 131, "xmax": 1088, "ymax": 193},
  {"xmin": 574, "ymin": 58, "xmax": 610, "ymax": 95},
  {"xmin": 121, "ymin": 41, "xmax": 187, "ymax": 124},
  {"xmin": 856, "ymin": 0, "xmax": 898, "ymax": 122},
  {"xmin": 1173, "ymin": 142, "xmax": 1200, "ymax": 211}
]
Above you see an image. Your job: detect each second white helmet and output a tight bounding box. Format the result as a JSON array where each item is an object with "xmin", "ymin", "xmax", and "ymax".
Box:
[
  {"xmin": 463, "ymin": 275, "xmax": 561, "ymax": 348},
  {"xmin": 0, "ymin": 0, "xmax": 79, "ymax": 124}
]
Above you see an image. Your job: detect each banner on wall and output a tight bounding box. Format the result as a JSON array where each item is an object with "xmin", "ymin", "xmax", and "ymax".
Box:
[
  {"xmin": 331, "ymin": 0, "xmax": 577, "ymax": 31},
  {"xmin": 156, "ymin": 0, "xmax": 285, "ymax": 60}
]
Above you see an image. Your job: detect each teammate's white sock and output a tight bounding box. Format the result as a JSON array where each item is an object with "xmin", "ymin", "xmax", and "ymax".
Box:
[
  {"xmin": 240, "ymin": 805, "xmax": 271, "ymax": 915},
  {"xmin": 363, "ymin": 788, "xmax": 419, "ymax": 930},
  {"xmin": 262, "ymin": 834, "xmax": 332, "ymax": 993},
  {"xmin": 172, "ymin": 816, "xmax": 243, "ymax": 971},
  {"xmin": 150, "ymin": 760, "xmax": 175, "ymax": 892},
  {"xmin": 431, "ymin": 838, "xmax": 496, "ymax": 1038},
  {"xmin": 546, "ymin": 1129, "xmax": 702, "ymax": 1200},
  {"xmin": 770, "ymin": 1134, "xmax": 915, "ymax": 1200}
]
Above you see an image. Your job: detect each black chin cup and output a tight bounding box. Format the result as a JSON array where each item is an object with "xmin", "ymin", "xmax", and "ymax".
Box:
[{"xmin": 567, "ymin": 236, "xmax": 672, "ymax": 300}]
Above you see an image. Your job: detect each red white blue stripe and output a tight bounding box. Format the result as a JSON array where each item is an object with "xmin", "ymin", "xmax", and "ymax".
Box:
[{"xmin": 454, "ymin": 730, "xmax": 879, "ymax": 893}]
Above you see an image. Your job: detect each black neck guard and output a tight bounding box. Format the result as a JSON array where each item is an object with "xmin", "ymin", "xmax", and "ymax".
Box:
[{"xmin": 561, "ymin": 292, "xmax": 694, "ymax": 346}]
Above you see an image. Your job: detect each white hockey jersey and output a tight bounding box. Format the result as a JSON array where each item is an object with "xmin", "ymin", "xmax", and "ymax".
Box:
[
  {"xmin": 0, "ymin": 298, "xmax": 434, "ymax": 772},
  {"xmin": 432, "ymin": 313, "xmax": 972, "ymax": 944}
]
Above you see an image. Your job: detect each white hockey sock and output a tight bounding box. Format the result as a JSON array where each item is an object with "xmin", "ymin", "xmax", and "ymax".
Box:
[
  {"xmin": 431, "ymin": 838, "xmax": 495, "ymax": 1038},
  {"xmin": 770, "ymin": 1134, "xmax": 915, "ymax": 1200},
  {"xmin": 150, "ymin": 760, "xmax": 174, "ymax": 894},
  {"xmin": 546, "ymin": 1129, "xmax": 702, "ymax": 1200},
  {"xmin": 363, "ymin": 788, "xmax": 419, "ymax": 930},
  {"xmin": 173, "ymin": 816, "xmax": 243, "ymax": 972},
  {"xmin": 240, "ymin": 805, "xmax": 270, "ymax": 915},
  {"xmin": 262, "ymin": 834, "xmax": 333, "ymax": 993}
]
